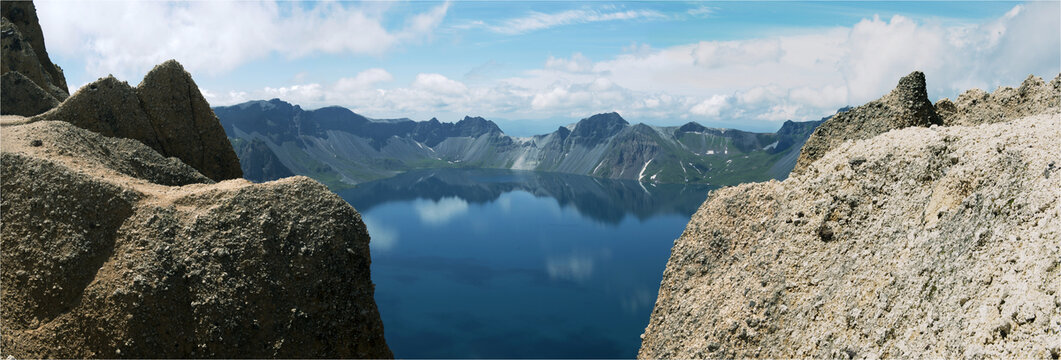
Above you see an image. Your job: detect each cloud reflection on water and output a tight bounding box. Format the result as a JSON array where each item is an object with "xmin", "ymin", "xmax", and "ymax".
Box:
[{"xmin": 413, "ymin": 196, "xmax": 470, "ymax": 225}]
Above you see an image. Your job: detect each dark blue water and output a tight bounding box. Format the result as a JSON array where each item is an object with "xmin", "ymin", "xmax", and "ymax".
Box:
[{"xmin": 338, "ymin": 169, "xmax": 714, "ymax": 358}]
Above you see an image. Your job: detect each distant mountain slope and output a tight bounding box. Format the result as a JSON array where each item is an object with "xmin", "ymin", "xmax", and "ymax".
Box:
[
  {"xmin": 230, "ymin": 137, "xmax": 294, "ymax": 182},
  {"xmin": 215, "ymin": 99, "xmax": 828, "ymax": 188}
]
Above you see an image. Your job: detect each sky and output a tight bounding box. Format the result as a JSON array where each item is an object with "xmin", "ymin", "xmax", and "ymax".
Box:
[{"xmin": 36, "ymin": 1, "xmax": 1061, "ymax": 135}]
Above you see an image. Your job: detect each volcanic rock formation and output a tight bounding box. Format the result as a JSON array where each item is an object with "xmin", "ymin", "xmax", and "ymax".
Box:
[
  {"xmin": 1, "ymin": 120, "xmax": 392, "ymax": 358},
  {"xmin": 639, "ymin": 74, "xmax": 1061, "ymax": 358},
  {"xmin": 1, "ymin": 1, "xmax": 68, "ymax": 116},
  {"xmin": 1, "ymin": 3, "xmax": 390, "ymax": 357},
  {"xmin": 28, "ymin": 60, "xmax": 243, "ymax": 181},
  {"xmin": 936, "ymin": 74, "xmax": 1061, "ymax": 126},
  {"xmin": 792, "ymin": 71, "xmax": 943, "ymax": 174}
]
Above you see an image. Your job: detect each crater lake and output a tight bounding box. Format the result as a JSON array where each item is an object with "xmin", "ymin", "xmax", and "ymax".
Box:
[{"xmin": 339, "ymin": 168, "xmax": 714, "ymax": 358}]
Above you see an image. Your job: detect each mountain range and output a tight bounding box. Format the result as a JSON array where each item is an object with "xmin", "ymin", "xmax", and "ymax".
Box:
[{"xmin": 215, "ymin": 99, "xmax": 832, "ymax": 188}]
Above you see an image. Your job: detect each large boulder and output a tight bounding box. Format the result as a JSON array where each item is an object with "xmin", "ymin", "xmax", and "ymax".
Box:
[
  {"xmin": 32, "ymin": 60, "xmax": 243, "ymax": 181},
  {"xmin": 792, "ymin": 71, "xmax": 942, "ymax": 174},
  {"xmin": 1, "ymin": 121, "xmax": 392, "ymax": 358},
  {"xmin": 639, "ymin": 78, "xmax": 1061, "ymax": 358}
]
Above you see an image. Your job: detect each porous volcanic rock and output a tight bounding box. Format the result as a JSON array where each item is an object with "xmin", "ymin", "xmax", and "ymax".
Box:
[
  {"xmin": 0, "ymin": 2, "xmax": 67, "ymax": 108},
  {"xmin": 31, "ymin": 60, "xmax": 243, "ymax": 181},
  {"xmin": 936, "ymin": 74, "xmax": 1061, "ymax": 126},
  {"xmin": 639, "ymin": 109, "xmax": 1060, "ymax": 356},
  {"xmin": 1, "ymin": 121, "xmax": 392, "ymax": 358},
  {"xmin": 792, "ymin": 71, "xmax": 942, "ymax": 174},
  {"xmin": 1, "ymin": 70, "xmax": 58, "ymax": 116}
]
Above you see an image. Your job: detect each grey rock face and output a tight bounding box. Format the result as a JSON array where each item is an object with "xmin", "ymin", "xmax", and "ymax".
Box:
[
  {"xmin": 232, "ymin": 137, "xmax": 295, "ymax": 183},
  {"xmin": 792, "ymin": 71, "xmax": 943, "ymax": 174},
  {"xmin": 1, "ymin": 70, "xmax": 58, "ymax": 116},
  {"xmin": 0, "ymin": 1, "xmax": 66, "ymax": 95},
  {"xmin": 639, "ymin": 78, "xmax": 1061, "ymax": 359},
  {"xmin": 0, "ymin": 2, "xmax": 67, "ymax": 118},
  {"xmin": 1, "ymin": 121, "xmax": 392, "ymax": 358},
  {"xmin": 31, "ymin": 61, "xmax": 243, "ymax": 181}
]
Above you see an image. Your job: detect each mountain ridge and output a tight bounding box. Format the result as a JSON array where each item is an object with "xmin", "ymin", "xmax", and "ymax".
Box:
[{"xmin": 216, "ymin": 99, "xmax": 829, "ymax": 188}]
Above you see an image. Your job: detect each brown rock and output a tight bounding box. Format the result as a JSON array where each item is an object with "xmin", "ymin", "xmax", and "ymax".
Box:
[
  {"xmin": 136, "ymin": 60, "xmax": 244, "ymax": 181},
  {"xmin": 32, "ymin": 61, "xmax": 243, "ymax": 181},
  {"xmin": 792, "ymin": 71, "xmax": 942, "ymax": 174},
  {"xmin": 1, "ymin": 121, "xmax": 392, "ymax": 358}
]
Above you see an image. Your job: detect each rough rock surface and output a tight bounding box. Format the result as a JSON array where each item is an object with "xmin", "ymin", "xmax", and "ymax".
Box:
[
  {"xmin": 0, "ymin": 2, "xmax": 68, "ymax": 114},
  {"xmin": 936, "ymin": 74, "xmax": 1061, "ymax": 126},
  {"xmin": 1, "ymin": 121, "xmax": 393, "ymax": 358},
  {"xmin": 30, "ymin": 60, "xmax": 243, "ymax": 181},
  {"xmin": 1, "ymin": 70, "xmax": 58, "ymax": 116},
  {"xmin": 639, "ymin": 113, "xmax": 1061, "ymax": 357},
  {"xmin": 792, "ymin": 71, "xmax": 942, "ymax": 174}
]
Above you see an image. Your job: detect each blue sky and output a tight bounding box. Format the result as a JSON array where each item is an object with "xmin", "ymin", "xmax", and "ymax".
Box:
[{"xmin": 37, "ymin": 1, "xmax": 1060, "ymax": 135}]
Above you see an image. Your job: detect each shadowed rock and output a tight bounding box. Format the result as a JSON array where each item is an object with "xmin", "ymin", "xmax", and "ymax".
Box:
[
  {"xmin": 32, "ymin": 60, "xmax": 243, "ymax": 181},
  {"xmin": 792, "ymin": 71, "xmax": 942, "ymax": 174},
  {"xmin": 0, "ymin": 2, "xmax": 67, "ymax": 116},
  {"xmin": 1, "ymin": 70, "xmax": 58, "ymax": 116}
]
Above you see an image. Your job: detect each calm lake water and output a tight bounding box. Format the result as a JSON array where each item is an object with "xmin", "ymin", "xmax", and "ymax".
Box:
[{"xmin": 338, "ymin": 169, "xmax": 714, "ymax": 358}]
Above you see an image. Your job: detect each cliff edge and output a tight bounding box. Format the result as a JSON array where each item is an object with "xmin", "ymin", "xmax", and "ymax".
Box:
[
  {"xmin": 1, "ymin": 3, "xmax": 391, "ymax": 357},
  {"xmin": 639, "ymin": 75, "xmax": 1060, "ymax": 358},
  {"xmin": 1, "ymin": 121, "xmax": 393, "ymax": 358}
]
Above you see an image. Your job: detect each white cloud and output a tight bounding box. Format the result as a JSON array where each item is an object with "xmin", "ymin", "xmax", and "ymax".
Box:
[
  {"xmin": 687, "ymin": 6, "xmax": 716, "ymax": 18},
  {"xmin": 335, "ymin": 68, "xmax": 394, "ymax": 92},
  {"xmin": 412, "ymin": 73, "xmax": 468, "ymax": 95},
  {"xmin": 36, "ymin": 1, "xmax": 450, "ymax": 81},
  {"xmin": 479, "ymin": 8, "xmax": 666, "ymax": 35},
  {"xmin": 690, "ymin": 95, "xmax": 730, "ymax": 117},
  {"xmin": 545, "ymin": 53, "xmax": 594, "ymax": 73},
  {"xmin": 208, "ymin": 2, "xmax": 1059, "ymax": 131},
  {"xmin": 691, "ymin": 38, "xmax": 785, "ymax": 69}
]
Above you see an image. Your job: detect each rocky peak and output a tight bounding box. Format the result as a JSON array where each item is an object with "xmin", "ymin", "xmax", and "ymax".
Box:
[
  {"xmin": 883, "ymin": 71, "xmax": 942, "ymax": 128},
  {"xmin": 570, "ymin": 112, "xmax": 629, "ymax": 146},
  {"xmin": 792, "ymin": 71, "xmax": 943, "ymax": 174},
  {"xmin": 31, "ymin": 59, "xmax": 242, "ymax": 181},
  {"xmin": 456, "ymin": 115, "xmax": 502, "ymax": 136},
  {"xmin": 677, "ymin": 122, "xmax": 707, "ymax": 134}
]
